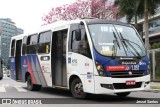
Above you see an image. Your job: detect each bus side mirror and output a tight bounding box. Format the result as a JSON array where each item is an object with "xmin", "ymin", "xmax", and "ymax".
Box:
[{"xmin": 75, "ymin": 29, "xmax": 81, "ymax": 41}]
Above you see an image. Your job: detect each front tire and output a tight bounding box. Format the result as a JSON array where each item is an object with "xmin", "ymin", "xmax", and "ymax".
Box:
[
  {"xmin": 115, "ymin": 92, "xmax": 131, "ymax": 97},
  {"xmin": 71, "ymin": 78, "xmax": 86, "ymax": 99},
  {"xmin": 27, "ymin": 75, "xmax": 41, "ymax": 91}
]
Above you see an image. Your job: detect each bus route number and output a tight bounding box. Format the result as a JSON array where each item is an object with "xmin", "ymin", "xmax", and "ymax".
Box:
[{"xmin": 131, "ymin": 65, "xmax": 139, "ymax": 70}]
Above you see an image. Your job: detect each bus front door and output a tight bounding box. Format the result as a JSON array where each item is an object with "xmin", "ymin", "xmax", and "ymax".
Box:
[{"xmin": 52, "ymin": 30, "xmax": 67, "ymax": 87}]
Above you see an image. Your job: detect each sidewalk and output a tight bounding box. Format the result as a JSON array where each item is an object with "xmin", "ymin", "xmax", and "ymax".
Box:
[
  {"xmin": 144, "ymin": 82, "xmax": 160, "ymax": 93},
  {"xmin": 150, "ymin": 82, "xmax": 160, "ymax": 87}
]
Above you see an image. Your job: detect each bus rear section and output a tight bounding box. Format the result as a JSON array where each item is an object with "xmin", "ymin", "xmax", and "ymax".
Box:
[
  {"xmin": 9, "ymin": 38, "xmax": 23, "ymax": 81},
  {"xmin": 9, "ymin": 26, "xmax": 69, "ymax": 91}
]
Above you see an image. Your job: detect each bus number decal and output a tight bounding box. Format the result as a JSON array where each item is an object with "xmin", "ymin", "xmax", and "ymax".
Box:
[
  {"xmin": 68, "ymin": 58, "xmax": 77, "ymax": 66},
  {"xmin": 72, "ymin": 59, "xmax": 77, "ymax": 66},
  {"xmin": 131, "ymin": 65, "xmax": 139, "ymax": 70}
]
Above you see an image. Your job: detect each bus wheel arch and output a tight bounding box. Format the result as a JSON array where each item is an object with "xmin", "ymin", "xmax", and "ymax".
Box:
[
  {"xmin": 69, "ymin": 75, "xmax": 87, "ymax": 99},
  {"xmin": 69, "ymin": 75, "xmax": 79, "ymax": 89},
  {"xmin": 25, "ymin": 72, "xmax": 30, "ymax": 82}
]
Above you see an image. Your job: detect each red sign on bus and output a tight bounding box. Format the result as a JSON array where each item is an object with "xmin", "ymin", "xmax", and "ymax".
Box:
[{"xmin": 106, "ymin": 65, "xmax": 127, "ymax": 71}]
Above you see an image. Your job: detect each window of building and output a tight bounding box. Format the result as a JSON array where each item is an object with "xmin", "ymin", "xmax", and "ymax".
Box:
[{"xmin": 38, "ymin": 31, "xmax": 52, "ymax": 54}]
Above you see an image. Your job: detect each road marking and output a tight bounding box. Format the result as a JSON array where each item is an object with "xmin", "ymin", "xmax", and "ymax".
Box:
[
  {"xmin": 14, "ymin": 86, "xmax": 27, "ymax": 92},
  {"xmin": 1, "ymin": 84, "xmax": 9, "ymax": 87},
  {"xmin": 0, "ymin": 87, "xmax": 6, "ymax": 92}
]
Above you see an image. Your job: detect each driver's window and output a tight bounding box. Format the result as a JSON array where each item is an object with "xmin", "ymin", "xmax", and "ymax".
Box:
[{"xmin": 71, "ymin": 28, "xmax": 91, "ymax": 58}]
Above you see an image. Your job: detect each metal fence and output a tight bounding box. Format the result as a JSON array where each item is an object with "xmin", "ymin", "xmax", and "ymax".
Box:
[{"xmin": 148, "ymin": 48, "xmax": 160, "ymax": 81}]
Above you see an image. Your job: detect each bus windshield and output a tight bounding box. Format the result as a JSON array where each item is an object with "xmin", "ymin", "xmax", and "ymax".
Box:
[{"xmin": 88, "ymin": 24, "xmax": 146, "ymax": 57}]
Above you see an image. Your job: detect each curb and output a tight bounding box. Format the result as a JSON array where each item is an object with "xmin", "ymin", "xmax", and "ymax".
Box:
[
  {"xmin": 149, "ymin": 89, "xmax": 160, "ymax": 91},
  {"xmin": 143, "ymin": 89, "xmax": 160, "ymax": 93}
]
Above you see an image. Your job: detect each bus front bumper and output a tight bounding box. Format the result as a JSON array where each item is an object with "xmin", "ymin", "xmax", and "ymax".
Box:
[{"xmin": 94, "ymin": 75, "xmax": 150, "ymax": 94}]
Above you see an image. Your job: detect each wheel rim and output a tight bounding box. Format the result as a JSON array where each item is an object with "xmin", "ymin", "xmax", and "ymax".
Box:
[{"xmin": 74, "ymin": 82, "xmax": 83, "ymax": 95}]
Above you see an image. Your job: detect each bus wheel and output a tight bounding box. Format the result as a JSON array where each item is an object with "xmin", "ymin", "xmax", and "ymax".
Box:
[
  {"xmin": 27, "ymin": 75, "xmax": 41, "ymax": 91},
  {"xmin": 35, "ymin": 85, "xmax": 42, "ymax": 91},
  {"xmin": 115, "ymin": 92, "xmax": 131, "ymax": 97},
  {"xmin": 27, "ymin": 75, "xmax": 34, "ymax": 91},
  {"xmin": 0, "ymin": 77, "xmax": 3, "ymax": 80},
  {"xmin": 71, "ymin": 78, "xmax": 86, "ymax": 99}
]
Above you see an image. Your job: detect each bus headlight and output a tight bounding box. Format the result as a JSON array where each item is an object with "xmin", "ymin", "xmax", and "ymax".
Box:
[{"xmin": 96, "ymin": 62, "xmax": 107, "ymax": 77}]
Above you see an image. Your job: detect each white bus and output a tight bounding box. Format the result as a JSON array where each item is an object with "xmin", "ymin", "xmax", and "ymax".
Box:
[
  {"xmin": 9, "ymin": 19, "xmax": 150, "ymax": 98},
  {"xmin": 0, "ymin": 58, "xmax": 3, "ymax": 80},
  {"xmin": 0, "ymin": 36, "xmax": 3, "ymax": 80}
]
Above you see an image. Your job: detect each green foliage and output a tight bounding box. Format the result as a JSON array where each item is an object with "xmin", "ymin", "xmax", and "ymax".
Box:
[
  {"xmin": 151, "ymin": 86, "xmax": 160, "ymax": 90},
  {"xmin": 114, "ymin": 0, "xmax": 160, "ymax": 49},
  {"xmin": 114, "ymin": 0, "xmax": 137, "ymax": 23},
  {"xmin": 114, "ymin": 0, "xmax": 160, "ymax": 23},
  {"xmin": 151, "ymin": 42, "xmax": 160, "ymax": 49},
  {"xmin": 5, "ymin": 59, "xmax": 9, "ymax": 69}
]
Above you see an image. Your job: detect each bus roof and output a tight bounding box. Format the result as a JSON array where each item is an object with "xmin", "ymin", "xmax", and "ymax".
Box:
[
  {"xmin": 11, "ymin": 19, "xmax": 130, "ymax": 40},
  {"xmin": 83, "ymin": 19, "xmax": 130, "ymax": 26}
]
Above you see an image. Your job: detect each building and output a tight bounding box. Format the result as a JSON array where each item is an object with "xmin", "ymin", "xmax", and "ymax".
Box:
[
  {"xmin": 137, "ymin": 7, "xmax": 160, "ymax": 44},
  {"xmin": 0, "ymin": 18, "xmax": 23, "ymax": 66}
]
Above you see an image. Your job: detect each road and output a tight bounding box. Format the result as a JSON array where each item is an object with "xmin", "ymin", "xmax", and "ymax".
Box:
[{"xmin": 0, "ymin": 77, "xmax": 160, "ymax": 107}]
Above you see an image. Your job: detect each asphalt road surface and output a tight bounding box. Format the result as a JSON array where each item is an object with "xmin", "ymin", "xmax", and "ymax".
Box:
[{"xmin": 0, "ymin": 77, "xmax": 160, "ymax": 107}]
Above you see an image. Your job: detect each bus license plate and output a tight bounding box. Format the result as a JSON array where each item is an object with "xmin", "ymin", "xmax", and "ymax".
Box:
[{"xmin": 126, "ymin": 80, "xmax": 136, "ymax": 85}]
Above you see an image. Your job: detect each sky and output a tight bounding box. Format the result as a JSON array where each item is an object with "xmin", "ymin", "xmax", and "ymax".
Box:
[{"xmin": 0, "ymin": 0, "xmax": 75, "ymax": 33}]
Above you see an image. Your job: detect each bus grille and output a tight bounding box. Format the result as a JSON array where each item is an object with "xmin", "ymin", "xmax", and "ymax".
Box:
[
  {"xmin": 113, "ymin": 82, "xmax": 142, "ymax": 89},
  {"xmin": 110, "ymin": 71, "xmax": 144, "ymax": 78}
]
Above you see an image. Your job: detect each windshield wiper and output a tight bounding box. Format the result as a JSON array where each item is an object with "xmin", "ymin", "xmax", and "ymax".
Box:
[
  {"xmin": 119, "ymin": 33, "xmax": 143, "ymax": 51},
  {"xmin": 119, "ymin": 32, "xmax": 141, "ymax": 59},
  {"xmin": 112, "ymin": 30, "xmax": 121, "ymax": 59},
  {"xmin": 112, "ymin": 30, "xmax": 121, "ymax": 49},
  {"xmin": 112, "ymin": 40, "xmax": 117, "ymax": 59}
]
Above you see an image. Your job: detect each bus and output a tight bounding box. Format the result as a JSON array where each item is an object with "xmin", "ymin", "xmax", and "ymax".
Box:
[
  {"xmin": 0, "ymin": 39, "xmax": 3, "ymax": 80},
  {"xmin": 9, "ymin": 19, "xmax": 150, "ymax": 98},
  {"xmin": 0, "ymin": 58, "xmax": 3, "ymax": 80}
]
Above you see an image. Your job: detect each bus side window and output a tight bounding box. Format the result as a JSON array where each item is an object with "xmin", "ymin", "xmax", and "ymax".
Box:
[
  {"xmin": 11, "ymin": 39, "xmax": 15, "ymax": 57},
  {"xmin": 26, "ymin": 34, "xmax": 38, "ymax": 54},
  {"xmin": 30, "ymin": 34, "xmax": 38, "ymax": 45},
  {"xmin": 38, "ymin": 31, "xmax": 52, "ymax": 54},
  {"xmin": 22, "ymin": 36, "xmax": 27, "ymax": 55},
  {"xmin": 71, "ymin": 28, "xmax": 91, "ymax": 58}
]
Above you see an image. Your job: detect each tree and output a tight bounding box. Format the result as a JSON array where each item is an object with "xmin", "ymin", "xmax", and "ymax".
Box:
[
  {"xmin": 42, "ymin": 0, "xmax": 119, "ymax": 24},
  {"xmin": 114, "ymin": 0, "xmax": 160, "ymax": 50},
  {"xmin": 144, "ymin": 0, "xmax": 149, "ymax": 50},
  {"xmin": 114, "ymin": 0, "xmax": 136, "ymax": 24},
  {"xmin": 143, "ymin": 0, "xmax": 160, "ymax": 49}
]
